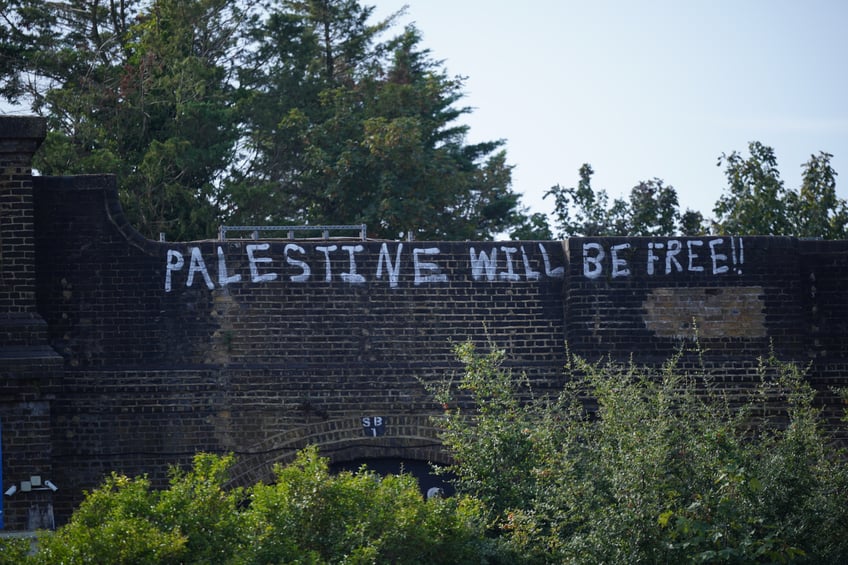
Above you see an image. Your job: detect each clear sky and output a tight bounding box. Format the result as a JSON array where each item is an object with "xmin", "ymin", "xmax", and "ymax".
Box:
[{"xmin": 372, "ymin": 0, "xmax": 848, "ymax": 222}]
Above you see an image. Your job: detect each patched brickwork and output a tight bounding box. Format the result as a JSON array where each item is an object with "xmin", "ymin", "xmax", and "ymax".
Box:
[
  {"xmin": 642, "ymin": 286, "xmax": 766, "ymax": 339},
  {"xmin": 1, "ymin": 117, "xmax": 848, "ymax": 530}
]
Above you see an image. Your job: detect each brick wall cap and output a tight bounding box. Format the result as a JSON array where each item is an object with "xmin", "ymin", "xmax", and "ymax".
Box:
[{"xmin": 0, "ymin": 116, "xmax": 47, "ymax": 142}]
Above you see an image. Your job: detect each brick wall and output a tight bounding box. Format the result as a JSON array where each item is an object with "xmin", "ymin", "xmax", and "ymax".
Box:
[
  {"xmin": 0, "ymin": 117, "xmax": 61, "ymax": 531},
  {"xmin": 2, "ymin": 116, "xmax": 848, "ymax": 529}
]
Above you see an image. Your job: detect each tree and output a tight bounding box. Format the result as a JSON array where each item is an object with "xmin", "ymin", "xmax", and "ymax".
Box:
[
  {"xmin": 4, "ymin": 0, "xmax": 529, "ymax": 241},
  {"xmin": 434, "ymin": 342, "xmax": 848, "ymax": 563},
  {"xmin": 1, "ymin": 0, "xmax": 245, "ymax": 240},
  {"xmin": 28, "ymin": 453, "xmax": 245, "ymax": 565},
  {"xmin": 790, "ymin": 151, "xmax": 848, "ymax": 239},
  {"xmin": 545, "ymin": 164, "xmax": 684, "ymax": 237},
  {"xmin": 243, "ymin": 446, "xmax": 491, "ymax": 564},
  {"xmin": 679, "ymin": 208, "xmax": 708, "ymax": 236},
  {"xmin": 714, "ymin": 142, "xmax": 848, "ymax": 238},
  {"xmin": 232, "ymin": 2, "xmax": 524, "ymax": 240},
  {"xmin": 545, "ymin": 163, "xmax": 620, "ymax": 236},
  {"xmin": 628, "ymin": 178, "xmax": 679, "ymax": 236},
  {"xmin": 713, "ymin": 141, "xmax": 793, "ymax": 235},
  {"xmin": 509, "ymin": 210, "xmax": 554, "ymax": 240}
]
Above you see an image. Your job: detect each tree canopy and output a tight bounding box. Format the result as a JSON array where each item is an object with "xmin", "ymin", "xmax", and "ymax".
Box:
[
  {"xmin": 544, "ymin": 142, "xmax": 846, "ymax": 239},
  {"xmin": 1, "ymin": 0, "xmax": 527, "ymax": 241},
  {"xmin": 2, "ymin": 2, "xmax": 845, "ymax": 240}
]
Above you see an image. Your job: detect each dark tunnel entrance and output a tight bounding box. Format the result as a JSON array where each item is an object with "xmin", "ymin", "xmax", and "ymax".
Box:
[{"xmin": 330, "ymin": 458, "xmax": 456, "ymax": 498}]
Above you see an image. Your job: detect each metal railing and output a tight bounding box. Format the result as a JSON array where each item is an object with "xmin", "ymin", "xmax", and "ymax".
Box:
[{"xmin": 218, "ymin": 224, "xmax": 367, "ymax": 241}]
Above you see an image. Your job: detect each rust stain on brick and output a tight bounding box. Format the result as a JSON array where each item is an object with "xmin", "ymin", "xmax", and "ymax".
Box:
[{"xmin": 642, "ymin": 286, "xmax": 766, "ymax": 339}]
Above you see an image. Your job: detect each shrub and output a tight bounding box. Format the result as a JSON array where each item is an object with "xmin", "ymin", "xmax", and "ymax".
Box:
[
  {"xmin": 435, "ymin": 343, "xmax": 848, "ymax": 563},
  {"xmin": 7, "ymin": 448, "xmax": 494, "ymax": 564},
  {"xmin": 240, "ymin": 445, "xmax": 491, "ymax": 564}
]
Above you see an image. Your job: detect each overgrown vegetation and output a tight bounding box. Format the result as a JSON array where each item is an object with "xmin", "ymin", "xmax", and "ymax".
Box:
[
  {"xmin": 435, "ymin": 343, "xmax": 848, "ymax": 563},
  {"xmin": 3, "ymin": 345, "xmax": 847, "ymax": 563},
  {"xmin": 1, "ymin": 449, "xmax": 489, "ymax": 565}
]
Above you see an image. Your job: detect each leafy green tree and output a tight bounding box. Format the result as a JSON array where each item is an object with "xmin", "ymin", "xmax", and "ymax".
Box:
[
  {"xmin": 7, "ymin": 448, "xmax": 494, "ymax": 564},
  {"xmin": 233, "ymin": 1, "xmax": 523, "ymax": 239},
  {"xmin": 435, "ymin": 342, "xmax": 848, "ymax": 563},
  {"xmin": 4, "ymin": 0, "xmax": 528, "ymax": 241},
  {"xmin": 680, "ymin": 208, "xmax": 708, "ymax": 235},
  {"xmin": 714, "ymin": 141, "xmax": 792, "ymax": 235},
  {"xmin": 714, "ymin": 142, "xmax": 848, "ymax": 238},
  {"xmin": 510, "ymin": 210, "xmax": 554, "ymax": 240},
  {"xmin": 628, "ymin": 178, "xmax": 679, "ymax": 236},
  {"xmin": 545, "ymin": 163, "xmax": 621, "ymax": 236},
  {"xmin": 1, "ymin": 0, "xmax": 244, "ymax": 240},
  {"xmin": 789, "ymin": 151, "xmax": 848, "ymax": 239},
  {"xmin": 545, "ymin": 164, "xmax": 684, "ymax": 237}
]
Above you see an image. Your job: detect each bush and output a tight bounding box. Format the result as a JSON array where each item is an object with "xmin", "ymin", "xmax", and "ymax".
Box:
[
  {"xmin": 27, "ymin": 453, "xmax": 243, "ymax": 565},
  {"xmin": 6, "ymin": 448, "xmax": 493, "ymax": 564},
  {"xmin": 435, "ymin": 342, "xmax": 848, "ymax": 563},
  {"xmin": 241, "ymin": 446, "xmax": 491, "ymax": 564}
]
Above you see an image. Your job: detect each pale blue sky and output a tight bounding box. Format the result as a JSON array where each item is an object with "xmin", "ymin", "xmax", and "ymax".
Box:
[{"xmin": 373, "ymin": 0, "xmax": 848, "ymax": 223}]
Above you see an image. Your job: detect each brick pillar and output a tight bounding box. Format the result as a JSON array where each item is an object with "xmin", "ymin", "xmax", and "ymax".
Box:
[
  {"xmin": 0, "ymin": 116, "xmax": 62, "ymax": 531},
  {"xmin": 0, "ymin": 117, "xmax": 46, "ymax": 317}
]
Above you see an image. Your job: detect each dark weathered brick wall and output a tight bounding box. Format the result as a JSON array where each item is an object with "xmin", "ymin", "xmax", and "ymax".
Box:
[
  {"xmin": 0, "ymin": 117, "xmax": 61, "ymax": 531},
  {"xmin": 30, "ymin": 173, "xmax": 570, "ymax": 522},
  {"xmin": 2, "ymin": 116, "xmax": 848, "ymax": 529}
]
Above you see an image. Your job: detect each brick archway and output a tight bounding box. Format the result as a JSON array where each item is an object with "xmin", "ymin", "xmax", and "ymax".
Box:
[{"xmin": 226, "ymin": 413, "xmax": 449, "ymax": 488}]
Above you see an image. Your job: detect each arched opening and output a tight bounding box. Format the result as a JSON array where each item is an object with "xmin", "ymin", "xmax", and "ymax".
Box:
[{"xmin": 330, "ymin": 457, "xmax": 455, "ymax": 498}]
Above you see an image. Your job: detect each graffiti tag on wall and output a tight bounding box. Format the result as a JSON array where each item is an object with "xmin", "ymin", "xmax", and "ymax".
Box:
[
  {"xmin": 164, "ymin": 242, "xmax": 565, "ymax": 292},
  {"xmin": 581, "ymin": 237, "xmax": 745, "ymax": 279}
]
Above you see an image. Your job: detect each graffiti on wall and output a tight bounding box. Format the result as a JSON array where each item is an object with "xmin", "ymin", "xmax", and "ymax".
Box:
[
  {"xmin": 581, "ymin": 237, "xmax": 745, "ymax": 279},
  {"xmin": 164, "ymin": 242, "xmax": 565, "ymax": 292}
]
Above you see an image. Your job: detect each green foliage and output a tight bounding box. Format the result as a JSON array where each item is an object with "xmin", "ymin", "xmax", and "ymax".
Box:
[
  {"xmin": 1, "ymin": 0, "xmax": 244, "ymax": 240},
  {"xmin": 714, "ymin": 141, "xmax": 793, "ymax": 235},
  {"xmin": 233, "ymin": 6, "xmax": 524, "ymax": 240},
  {"xmin": 545, "ymin": 164, "xmax": 685, "ymax": 237},
  {"xmin": 8, "ymin": 448, "xmax": 492, "ymax": 564},
  {"xmin": 545, "ymin": 142, "xmax": 844, "ymax": 238},
  {"xmin": 791, "ymin": 151, "xmax": 848, "ymax": 239},
  {"xmin": 0, "ymin": 536, "xmax": 32, "ymax": 565},
  {"xmin": 3, "ymin": 0, "xmax": 529, "ymax": 241},
  {"xmin": 27, "ymin": 453, "xmax": 243, "ymax": 565},
  {"xmin": 436, "ymin": 342, "xmax": 848, "ymax": 563},
  {"xmin": 242, "ymin": 446, "xmax": 490, "ymax": 564},
  {"xmin": 714, "ymin": 142, "xmax": 848, "ymax": 237}
]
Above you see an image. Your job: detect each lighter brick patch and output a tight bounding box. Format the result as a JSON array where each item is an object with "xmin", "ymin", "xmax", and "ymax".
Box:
[{"xmin": 642, "ymin": 286, "xmax": 766, "ymax": 339}]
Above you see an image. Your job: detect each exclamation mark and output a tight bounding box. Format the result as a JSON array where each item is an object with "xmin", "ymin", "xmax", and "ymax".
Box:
[
  {"xmin": 737, "ymin": 237, "xmax": 744, "ymax": 274},
  {"xmin": 731, "ymin": 237, "xmax": 738, "ymax": 272}
]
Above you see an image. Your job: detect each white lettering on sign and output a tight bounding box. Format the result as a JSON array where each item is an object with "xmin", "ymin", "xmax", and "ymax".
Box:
[
  {"xmin": 163, "ymin": 242, "xmax": 566, "ymax": 291},
  {"xmin": 247, "ymin": 243, "xmax": 278, "ymax": 283},
  {"xmin": 521, "ymin": 246, "xmax": 541, "ymax": 280},
  {"xmin": 611, "ymin": 243, "xmax": 631, "ymax": 278},
  {"xmin": 413, "ymin": 247, "xmax": 448, "ymax": 285},
  {"xmin": 583, "ymin": 242, "xmax": 605, "ymax": 279},
  {"xmin": 284, "ymin": 244, "xmax": 310, "ymax": 282},
  {"xmin": 188, "ymin": 247, "xmax": 214, "ymax": 289},
  {"xmin": 315, "ymin": 245, "xmax": 337, "ymax": 282},
  {"xmin": 581, "ymin": 237, "xmax": 746, "ymax": 279},
  {"xmin": 164, "ymin": 249, "xmax": 184, "ymax": 292},
  {"xmin": 376, "ymin": 242, "xmax": 403, "ymax": 288},
  {"xmin": 341, "ymin": 245, "xmax": 366, "ymax": 284},
  {"xmin": 217, "ymin": 246, "xmax": 241, "ymax": 286}
]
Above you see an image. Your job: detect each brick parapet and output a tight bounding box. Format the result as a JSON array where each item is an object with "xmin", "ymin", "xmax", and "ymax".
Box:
[
  {"xmin": 0, "ymin": 115, "xmax": 843, "ymax": 528},
  {"xmin": 0, "ymin": 116, "xmax": 60, "ymax": 531}
]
